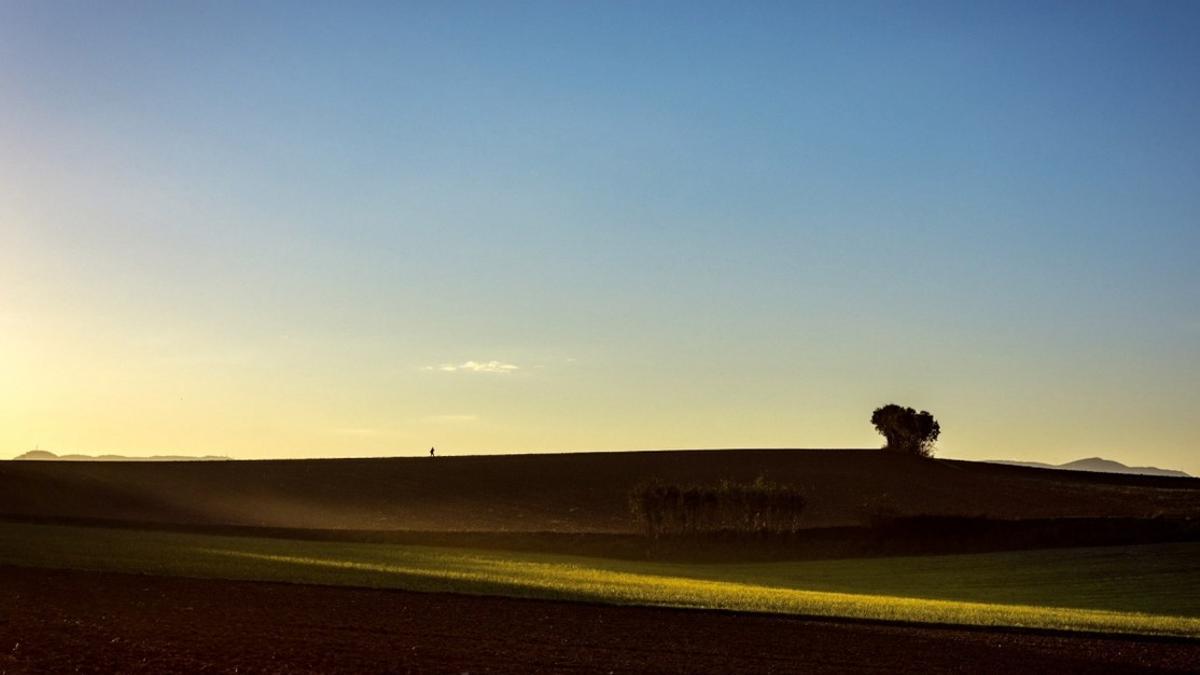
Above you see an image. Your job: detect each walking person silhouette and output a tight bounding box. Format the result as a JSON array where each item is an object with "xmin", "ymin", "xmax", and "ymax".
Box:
[{"xmin": 430, "ymin": 446, "xmax": 435, "ymax": 457}]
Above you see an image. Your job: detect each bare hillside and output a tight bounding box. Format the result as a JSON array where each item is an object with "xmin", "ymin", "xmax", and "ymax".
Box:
[{"xmin": 1, "ymin": 449, "xmax": 1197, "ymax": 533}]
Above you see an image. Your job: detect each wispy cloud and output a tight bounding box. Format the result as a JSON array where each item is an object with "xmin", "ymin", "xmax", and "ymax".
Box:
[
  {"xmin": 428, "ymin": 360, "xmax": 520, "ymax": 374},
  {"xmin": 424, "ymin": 414, "xmax": 479, "ymax": 424}
]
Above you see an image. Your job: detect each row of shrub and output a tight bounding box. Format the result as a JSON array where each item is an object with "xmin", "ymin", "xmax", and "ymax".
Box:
[{"xmin": 629, "ymin": 476, "xmax": 807, "ymax": 538}]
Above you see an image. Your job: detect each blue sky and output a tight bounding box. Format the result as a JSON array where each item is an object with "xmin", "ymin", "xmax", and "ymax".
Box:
[{"xmin": 2, "ymin": 2, "xmax": 1198, "ymax": 471}]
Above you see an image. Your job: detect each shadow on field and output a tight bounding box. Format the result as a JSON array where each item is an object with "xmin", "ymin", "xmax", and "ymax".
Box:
[
  {"xmin": 638, "ymin": 515, "xmax": 1200, "ymax": 562},
  {"xmin": 6, "ymin": 512, "xmax": 1199, "ymax": 562}
]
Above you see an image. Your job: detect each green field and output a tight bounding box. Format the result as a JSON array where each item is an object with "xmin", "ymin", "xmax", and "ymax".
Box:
[{"xmin": 2, "ymin": 522, "xmax": 1198, "ymax": 637}]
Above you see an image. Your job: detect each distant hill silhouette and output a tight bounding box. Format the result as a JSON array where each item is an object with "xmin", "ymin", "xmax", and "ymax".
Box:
[
  {"xmin": 989, "ymin": 457, "xmax": 1190, "ymax": 478},
  {"xmin": 13, "ymin": 450, "xmax": 229, "ymax": 462}
]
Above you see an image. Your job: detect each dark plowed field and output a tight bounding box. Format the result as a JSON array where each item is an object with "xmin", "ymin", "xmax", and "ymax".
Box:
[
  {"xmin": 1, "ymin": 567, "xmax": 1197, "ymax": 674},
  {"xmin": 2, "ymin": 450, "xmax": 1197, "ymax": 532}
]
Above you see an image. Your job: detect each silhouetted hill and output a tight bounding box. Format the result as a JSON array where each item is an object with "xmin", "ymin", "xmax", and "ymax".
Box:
[
  {"xmin": 12, "ymin": 450, "xmax": 230, "ymax": 462},
  {"xmin": 14, "ymin": 450, "xmax": 58, "ymax": 460},
  {"xmin": 0, "ymin": 449, "xmax": 1196, "ymax": 533},
  {"xmin": 990, "ymin": 457, "xmax": 1190, "ymax": 478}
]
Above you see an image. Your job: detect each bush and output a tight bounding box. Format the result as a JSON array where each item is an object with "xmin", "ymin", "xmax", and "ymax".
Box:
[{"xmin": 629, "ymin": 476, "xmax": 806, "ymax": 538}]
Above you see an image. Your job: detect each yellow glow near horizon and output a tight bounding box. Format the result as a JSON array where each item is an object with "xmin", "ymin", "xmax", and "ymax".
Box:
[{"xmin": 1, "ymin": 226, "xmax": 1196, "ymax": 474}]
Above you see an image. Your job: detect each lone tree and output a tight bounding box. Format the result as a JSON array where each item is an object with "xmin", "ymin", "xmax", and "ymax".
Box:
[{"xmin": 871, "ymin": 404, "xmax": 940, "ymax": 457}]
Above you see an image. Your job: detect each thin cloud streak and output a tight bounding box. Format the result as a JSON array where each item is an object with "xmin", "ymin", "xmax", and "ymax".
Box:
[
  {"xmin": 430, "ymin": 361, "xmax": 520, "ymax": 374},
  {"xmin": 425, "ymin": 414, "xmax": 480, "ymax": 423}
]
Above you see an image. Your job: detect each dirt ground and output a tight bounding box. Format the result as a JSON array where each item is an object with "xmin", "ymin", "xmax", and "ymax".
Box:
[
  {"xmin": 3, "ymin": 450, "xmax": 1197, "ymax": 534},
  {"xmin": 1, "ymin": 567, "xmax": 1197, "ymax": 674}
]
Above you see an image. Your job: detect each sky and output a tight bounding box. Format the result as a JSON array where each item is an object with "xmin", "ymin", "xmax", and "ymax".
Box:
[{"xmin": 1, "ymin": 1, "xmax": 1198, "ymax": 472}]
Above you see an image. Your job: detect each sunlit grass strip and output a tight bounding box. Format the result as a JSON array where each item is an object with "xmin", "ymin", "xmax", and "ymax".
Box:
[
  {"xmin": 1, "ymin": 522, "xmax": 1198, "ymax": 637},
  {"xmin": 204, "ymin": 548, "xmax": 1200, "ymax": 637}
]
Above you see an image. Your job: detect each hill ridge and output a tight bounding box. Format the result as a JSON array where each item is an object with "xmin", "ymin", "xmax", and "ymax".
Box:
[
  {"xmin": 13, "ymin": 450, "xmax": 230, "ymax": 462},
  {"xmin": 989, "ymin": 456, "xmax": 1190, "ymax": 478},
  {"xmin": 1, "ymin": 449, "xmax": 1196, "ymax": 534}
]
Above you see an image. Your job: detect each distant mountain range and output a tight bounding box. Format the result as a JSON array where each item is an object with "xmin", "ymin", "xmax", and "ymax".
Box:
[
  {"xmin": 990, "ymin": 456, "xmax": 1190, "ymax": 478},
  {"xmin": 12, "ymin": 450, "xmax": 230, "ymax": 462}
]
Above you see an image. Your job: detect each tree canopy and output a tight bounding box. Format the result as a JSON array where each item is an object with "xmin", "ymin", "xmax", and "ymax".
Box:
[{"xmin": 871, "ymin": 404, "xmax": 940, "ymax": 457}]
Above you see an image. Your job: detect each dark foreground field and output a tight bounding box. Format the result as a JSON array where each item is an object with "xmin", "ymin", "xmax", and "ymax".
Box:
[{"xmin": 3, "ymin": 567, "xmax": 1197, "ymax": 675}]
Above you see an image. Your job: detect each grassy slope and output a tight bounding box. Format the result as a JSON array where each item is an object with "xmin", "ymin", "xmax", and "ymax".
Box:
[
  {"xmin": 2, "ymin": 449, "xmax": 1197, "ymax": 532},
  {"xmin": 2, "ymin": 522, "xmax": 1198, "ymax": 637}
]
